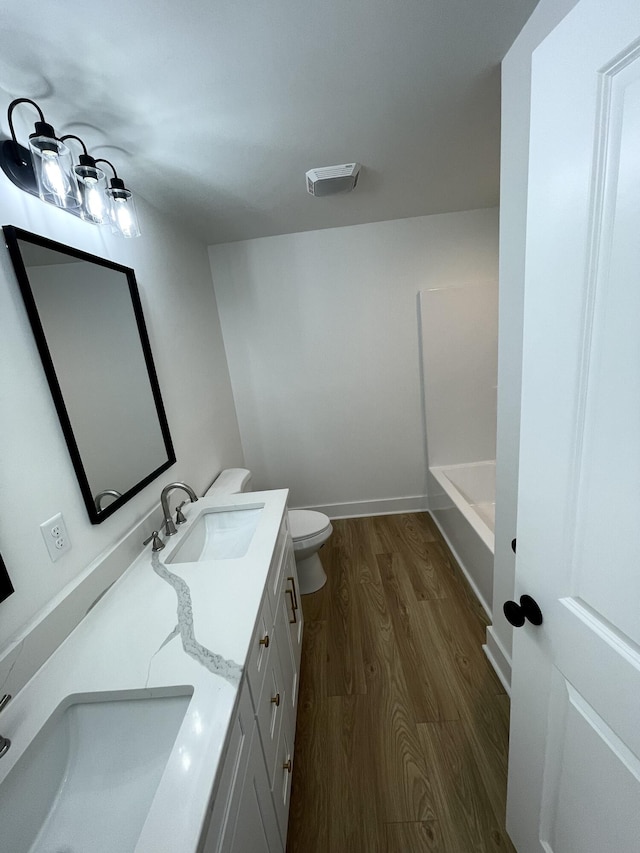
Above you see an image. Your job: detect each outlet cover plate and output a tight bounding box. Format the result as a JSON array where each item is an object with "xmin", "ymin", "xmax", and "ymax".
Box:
[{"xmin": 40, "ymin": 512, "xmax": 71, "ymax": 562}]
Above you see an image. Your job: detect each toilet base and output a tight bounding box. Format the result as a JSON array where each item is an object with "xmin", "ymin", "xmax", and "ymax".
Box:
[{"xmin": 296, "ymin": 551, "xmax": 327, "ymax": 594}]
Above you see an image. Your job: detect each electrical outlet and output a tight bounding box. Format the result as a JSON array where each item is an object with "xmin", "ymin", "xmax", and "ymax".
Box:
[{"xmin": 40, "ymin": 512, "xmax": 71, "ymax": 562}]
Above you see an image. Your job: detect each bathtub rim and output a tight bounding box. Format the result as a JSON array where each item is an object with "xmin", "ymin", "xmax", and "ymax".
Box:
[{"xmin": 430, "ymin": 463, "xmax": 495, "ymax": 554}]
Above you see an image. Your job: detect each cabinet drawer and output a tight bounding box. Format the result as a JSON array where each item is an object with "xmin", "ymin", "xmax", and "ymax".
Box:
[
  {"xmin": 272, "ymin": 714, "xmax": 294, "ymax": 846},
  {"xmin": 255, "ymin": 646, "xmax": 286, "ymax": 789},
  {"xmin": 265, "ymin": 517, "xmax": 289, "ymax": 618},
  {"xmin": 273, "ymin": 541, "xmax": 303, "ymax": 728},
  {"xmin": 284, "ymin": 541, "xmax": 303, "ymax": 675},
  {"xmin": 245, "ymin": 594, "xmax": 273, "ymax": 708}
]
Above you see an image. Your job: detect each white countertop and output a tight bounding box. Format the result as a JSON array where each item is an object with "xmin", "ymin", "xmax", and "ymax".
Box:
[{"xmin": 0, "ymin": 489, "xmax": 289, "ymax": 853}]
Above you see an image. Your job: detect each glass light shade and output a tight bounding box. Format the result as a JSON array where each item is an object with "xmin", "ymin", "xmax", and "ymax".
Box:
[
  {"xmin": 28, "ymin": 135, "xmax": 81, "ymax": 210},
  {"xmin": 106, "ymin": 186, "xmax": 141, "ymax": 238},
  {"xmin": 75, "ymin": 164, "xmax": 108, "ymax": 225}
]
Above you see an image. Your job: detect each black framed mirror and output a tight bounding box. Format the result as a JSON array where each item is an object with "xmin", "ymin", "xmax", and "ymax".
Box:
[
  {"xmin": 0, "ymin": 552, "xmax": 14, "ymax": 603},
  {"xmin": 4, "ymin": 225, "xmax": 176, "ymax": 524}
]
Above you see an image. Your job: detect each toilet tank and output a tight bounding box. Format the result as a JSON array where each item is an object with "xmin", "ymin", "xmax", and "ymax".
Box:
[{"xmin": 205, "ymin": 468, "xmax": 252, "ymax": 497}]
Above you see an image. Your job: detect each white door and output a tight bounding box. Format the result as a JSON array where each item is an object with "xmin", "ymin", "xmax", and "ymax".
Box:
[{"xmin": 507, "ymin": 1, "xmax": 640, "ymax": 850}]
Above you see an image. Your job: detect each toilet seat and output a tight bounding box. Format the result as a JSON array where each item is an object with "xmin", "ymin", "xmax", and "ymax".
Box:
[{"xmin": 288, "ymin": 510, "xmax": 332, "ymax": 551}]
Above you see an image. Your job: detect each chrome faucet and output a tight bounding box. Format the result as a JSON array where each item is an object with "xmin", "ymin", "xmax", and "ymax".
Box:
[
  {"xmin": 0, "ymin": 694, "xmax": 11, "ymax": 758},
  {"xmin": 94, "ymin": 489, "xmax": 122, "ymax": 511},
  {"xmin": 160, "ymin": 482, "xmax": 198, "ymax": 536},
  {"xmin": 143, "ymin": 530, "xmax": 165, "ymax": 552}
]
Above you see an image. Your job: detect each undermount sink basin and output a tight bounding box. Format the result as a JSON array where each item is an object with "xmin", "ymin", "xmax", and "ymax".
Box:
[
  {"xmin": 166, "ymin": 505, "xmax": 264, "ymax": 563},
  {"xmin": 0, "ymin": 689, "xmax": 192, "ymax": 853}
]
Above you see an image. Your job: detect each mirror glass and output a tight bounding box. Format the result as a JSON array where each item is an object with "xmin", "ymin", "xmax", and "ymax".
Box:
[{"xmin": 4, "ymin": 226, "xmax": 176, "ymax": 523}]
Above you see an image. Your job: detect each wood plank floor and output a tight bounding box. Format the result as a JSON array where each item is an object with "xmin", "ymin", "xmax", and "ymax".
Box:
[{"xmin": 286, "ymin": 513, "xmax": 514, "ymax": 853}]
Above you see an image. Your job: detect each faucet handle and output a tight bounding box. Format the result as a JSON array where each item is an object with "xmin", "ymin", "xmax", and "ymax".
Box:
[
  {"xmin": 175, "ymin": 501, "xmax": 188, "ymax": 525},
  {"xmin": 143, "ymin": 531, "xmax": 165, "ymax": 552},
  {"xmin": 0, "ymin": 695, "xmax": 10, "ymax": 713}
]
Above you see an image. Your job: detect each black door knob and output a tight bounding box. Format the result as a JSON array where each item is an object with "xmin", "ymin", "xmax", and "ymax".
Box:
[{"xmin": 503, "ymin": 594, "xmax": 543, "ymax": 627}]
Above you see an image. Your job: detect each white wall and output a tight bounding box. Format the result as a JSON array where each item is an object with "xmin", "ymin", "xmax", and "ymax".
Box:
[
  {"xmin": 209, "ymin": 208, "xmax": 498, "ymax": 515},
  {"xmin": 420, "ymin": 281, "xmax": 498, "ymax": 467},
  {"xmin": 0, "ymin": 178, "xmax": 243, "ymax": 650},
  {"xmin": 488, "ymin": 0, "xmax": 580, "ymax": 689}
]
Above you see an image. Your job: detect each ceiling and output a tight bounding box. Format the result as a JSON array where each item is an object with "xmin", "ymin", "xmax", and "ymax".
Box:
[{"xmin": 0, "ymin": 0, "xmax": 539, "ymax": 245}]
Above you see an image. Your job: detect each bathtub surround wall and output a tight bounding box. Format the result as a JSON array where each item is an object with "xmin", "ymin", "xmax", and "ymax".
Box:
[
  {"xmin": 489, "ymin": 0, "xmax": 580, "ymax": 691},
  {"xmin": 209, "ymin": 208, "xmax": 499, "ymax": 515},
  {"xmin": 419, "ymin": 280, "xmax": 498, "ymax": 619},
  {"xmin": 0, "ymin": 175, "xmax": 243, "ymax": 655},
  {"xmin": 420, "ymin": 281, "xmax": 498, "ymax": 467}
]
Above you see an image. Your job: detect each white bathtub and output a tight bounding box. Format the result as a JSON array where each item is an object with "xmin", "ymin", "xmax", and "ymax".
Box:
[{"xmin": 428, "ymin": 461, "xmax": 495, "ymax": 617}]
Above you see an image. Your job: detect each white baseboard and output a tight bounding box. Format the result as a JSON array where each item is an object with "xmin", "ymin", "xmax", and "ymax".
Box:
[
  {"xmin": 297, "ymin": 494, "xmax": 429, "ymax": 519},
  {"xmin": 483, "ymin": 625, "xmax": 512, "ymax": 695}
]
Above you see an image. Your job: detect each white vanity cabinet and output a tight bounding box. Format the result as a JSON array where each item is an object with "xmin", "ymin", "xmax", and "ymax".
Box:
[
  {"xmin": 226, "ymin": 722, "xmax": 282, "ymax": 852},
  {"xmin": 201, "ymin": 681, "xmax": 277, "ymax": 853},
  {"xmin": 267, "ymin": 535, "xmax": 303, "ymax": 840},
  {"xmin": 200, "ymin": 514, "xmax": 303, "ymax": 853},
  {"xmin": 282, "ymin": 539, "xmax": 303, "ymax": 712}
]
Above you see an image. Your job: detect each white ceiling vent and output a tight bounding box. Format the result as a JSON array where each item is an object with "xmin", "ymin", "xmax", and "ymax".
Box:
[{"xmin": 305, "ymin": 163, "xmax": 361, "ymax": 197}]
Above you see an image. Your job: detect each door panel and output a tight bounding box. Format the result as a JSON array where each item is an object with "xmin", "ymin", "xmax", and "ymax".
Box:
[
  {"xmin": 538, "ymin": 675, "xmax": 640, "ymax": 852},
  {"xmin": 508, "ymin": 1, "xmax": 640, "ymax": 850},
  {"xmin": 571, "ymin": 54, "xmax": 640, "ymax": 647},
  {"xmin": 555, "ymin": 600, "xmax": 640, "ymax": 758}
]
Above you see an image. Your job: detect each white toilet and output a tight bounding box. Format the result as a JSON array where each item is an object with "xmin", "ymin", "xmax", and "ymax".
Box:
[{"xmin": 205, "ymin": 468, "xmax": 332, "ymax": 594}]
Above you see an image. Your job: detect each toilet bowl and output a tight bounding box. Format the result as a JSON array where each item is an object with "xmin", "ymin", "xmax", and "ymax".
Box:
[
  {"xmin": 287, "ymin": 509, "xmax": 332, "ymax": 594},
  {"xmin": 205, "ymin": 468, "xmax": 332, "ymax": 594}
]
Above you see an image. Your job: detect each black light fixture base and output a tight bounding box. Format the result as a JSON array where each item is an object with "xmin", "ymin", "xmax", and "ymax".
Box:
[
  {"xmin": 0, "ymin": 138, "xmax": 83, "ymax": 218},
  {"xmin": 0, "ymin": 139, "xmax": 38, "ymax": 197}
]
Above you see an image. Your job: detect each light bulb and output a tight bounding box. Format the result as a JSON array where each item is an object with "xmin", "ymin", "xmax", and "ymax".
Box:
[
  {"xmin": 86, "ymin": 184, "xmax": 106, "ymax": 221},
  {"xmin": 29, "ymin": 130, "xmax": 80, "ymax": 210},
  {"xmin": 74, "ymin": 159, "xmax": 108, "ymax": 225},
  {"xmin": 113, "ymin": 198, "xmax": 135, "ymax": 237},
  {"xmin": 41, "ymin": 150, "xmax": 72, "ymax": 202},
  {"xmin": 106, "ymin": 179, "xmax": 141, "ymax": 237}
]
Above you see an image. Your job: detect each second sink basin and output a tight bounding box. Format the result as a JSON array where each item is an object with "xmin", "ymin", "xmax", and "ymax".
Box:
[
  {"xmin": 0, "ymin": 688, "xmax": 192, "ymax": 853},
  {"xmin": 166, "ymin": 505, "xmax": 264, "ymax": 563}
]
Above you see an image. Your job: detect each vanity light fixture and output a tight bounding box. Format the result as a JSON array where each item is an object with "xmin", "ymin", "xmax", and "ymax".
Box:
[
  {"xmin": 0, "ymin": 97, "xmax": 140, "ymax": 237},
  {"xmin": 95, "ymin": 158, "xmax": 141, "ymax": 239},
  {"xmin": 60, "ymin": 134, "xmax": 109, "ymax": 225},
  {"xmin": 0, "ymin": 98, "xmax": 80, "ymax": 210}
]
